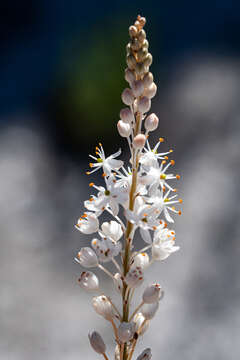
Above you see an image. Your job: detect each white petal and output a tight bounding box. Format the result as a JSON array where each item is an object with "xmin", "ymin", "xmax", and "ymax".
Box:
[{"xmin": 140, "ymin": 228, "xmax": 152, "ymax": 244}]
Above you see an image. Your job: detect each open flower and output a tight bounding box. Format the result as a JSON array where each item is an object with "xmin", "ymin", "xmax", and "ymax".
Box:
[
  {"xmin": 152, "ymin": 225, "xmax": 179, "ymax": 261},
  {"xmin": 75, "ymin": 212, "xmax": 99, "ymax": 234},
  {"xmin": 100, "ymin": 221, "xmax": 123, "ymax": 241},
  {"xmin": 91, "ymin": 237, "xmax": 122, "ymax": 263},
  {"xmin": 88, "ymin": 144, "xmax": 123, "ymax": 176}
]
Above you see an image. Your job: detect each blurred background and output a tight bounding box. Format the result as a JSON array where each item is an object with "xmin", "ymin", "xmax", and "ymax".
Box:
[{"xmin": 1, "ymin": 1, "xmax": 240, "ymax": 359}]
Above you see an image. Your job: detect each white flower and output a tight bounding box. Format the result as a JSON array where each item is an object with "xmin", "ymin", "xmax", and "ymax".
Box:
[
  {"xmin": 75, "ymin": 247, "xmax": 98, "ymax": 268},
  {"xmin": 125, "ymin": 267, "xmax": 144, "ymax": 288},
  {"xmin": 78, "ymin": 271, "xmax": 99, "ymax": 291},
  {"xmin": 75, "ymin": 212, "xmax": 99, "ymax": 234},
  {"xmin": 152, "ymin": 225, "xmax": 179, "ymax": 261},
  {"xmin": 148, "ymin": 188, "xmax": 182, "ymax": 223},
  {"xmin": 100, "ymin": 221, "xmax": 123, "ymax": 241},
  {"xmin": 88, "ymin": 331, "xmax": 106, "ymax": 355},
  {"xmin": 142, "ymin": 283, "xmax": 164, "ymax": 304},
  {"xmin": 139, "ymin": 139, "xmax": 172, "ymax": 167},
  {"xmin": 133, "ymin": 313, "xmax": 150, "ymax": 336},
  {"xmin": 117, "ymin": 322, "xmax": 136, "ymax": 343},
  {"xmin": 91, "ymin": 238, "xmax": 122, "ymax": 263},
  {"xmin": 92, "ymin": 295, "xmax": 115, "ymax": 320},
  {"xmin": 136, "ymin": 348, "xmax": 152, "ymax": 360},
  {"xmin": 88, "ymin": 143, "xmax": 123, "ymax": 176},
  {"xmin": 131, "ymin": 253, "xmax": 149, "ymax": 269},
  {"xmin": 141, "ymin": 302, "xmax": 159, "ymax": 320}
]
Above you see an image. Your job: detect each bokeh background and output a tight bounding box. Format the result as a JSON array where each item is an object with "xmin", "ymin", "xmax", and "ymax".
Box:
[{"xmin": 1, "ymin": 1, "xmax": 240, "ymax": 359}]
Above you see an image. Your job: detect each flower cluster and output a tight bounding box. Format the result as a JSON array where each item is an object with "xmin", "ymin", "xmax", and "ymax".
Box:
[{"xmin": 74, "ymin": 15, "xmax": 182, "ymax": 360}]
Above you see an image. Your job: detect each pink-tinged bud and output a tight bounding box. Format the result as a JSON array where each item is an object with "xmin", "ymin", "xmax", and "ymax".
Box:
[
  {"xmin": 117, "ymin": 120, "xmax": 131, "ymax": 137},
  {"xmin": 88, "ymin": 331, "xmax": 106, "ymax": 354},
  {"xmin": 78, "ymin": 271, "xmax": 99, "ymax": 291},
  {"xmin": 121, "ymin": 88, "xmax": 134, "ymax": 105},
  {"xmin": 144, "ymin": 113, "xmax": 159, "ymax": 131},
  {"xmin": 126, "ymin": 55, "xmax": 137, "ymax": 70},
  {"xmin": 125, "ymin": 68, "xmax": 135, "ymax": 85},
  {"xmin": 144, "ymin": 82, "xmax": 157, "ymax": 99},
  {"xmin": 76, "ymin": 247, "xmax": 98, "ymax": 268},
  {"xmin": 136, "ymin": 348, "xmax": 152, "ymax": 360},
  {"xmin": 132, "ymin": 80, "xmax": 144, "ymax": 97},
  {"xmin": 125, "ymin": 267, "xmax": 144, "ymax": 288},
  {"xmin": 141, "ymin": 302, "xmax": 159, "ymax": 320},
  {"xmin": 129, "ymin": 25, "xmax": 138, "ymax": 38},
  {"xmin": 117, "ymin": 322, "xmax": 136, "ymax": 343},
  {"xmin": 142, "ymin": 283, "xmax": 164, "ymax": 304},
  {"xmin": 113, "ymin": 272, "xmax": 123, "ymax": 293},
  {"xmin": 92, "ymin": 295, "xmax": 114, "ymax": 320},
  {"xmin": 133, "ymin": 134, "xmax": 146, "ymax": 149},
  {"xmin": 133, "ymin": 313, "xmax": 150, "ymax": 336},
  {"xmin": 120, "ymin": 108, "xmax": 134, "ymax": 124},
  {"xmin": 137, "ymin": 96, "xmax": 151, "ymax": 113},
  {"xmin": 143, "ymin": 72, "xmax": 153, "ymax": 87}
]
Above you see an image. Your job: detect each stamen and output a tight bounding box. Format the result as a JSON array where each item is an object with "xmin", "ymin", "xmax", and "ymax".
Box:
[
  {"xmin": 170, "ymin": 160, "xmax": 175, "ymax": 165},
  {"xmin": 89, "ymin": 182, "xmax": 94, "ymax": 187},
  {"xmin": 176, "ymin": 174, "xmax": 181, "ymax": 180},
  {"xmin": 159, "ymin": 137, "xmax": 164, "ymax": 143}
]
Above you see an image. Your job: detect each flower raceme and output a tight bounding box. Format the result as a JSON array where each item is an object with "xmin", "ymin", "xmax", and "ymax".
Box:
[{"xmin": 73, "ymin": 15, "xmax": 183, "ymax": 360}]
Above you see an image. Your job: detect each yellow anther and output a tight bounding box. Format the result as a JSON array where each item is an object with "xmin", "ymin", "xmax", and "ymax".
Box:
[
  {"xmin": 89, "ymin": 182, "xmax": 94, "ymax": 187},
  {"xmin": 179, "ymin": 198, "xmax": 183, "ymax": 204},
  {"xmin": 169, "ymin": 149, "xmax": 173, "ymax": 153},
  {"xmin": 164, "ymin": 156, "xmax": 169, "ymax": 160},
  {"xmin": 160, "ymin": 174, "xmax": 166, "ymax": 180},
  {"xmin": 170, "ymin": 160, "xmax": 175, "ymax": 165},
  {"xmin": 161, "ymin": 160, "xmax": 167, "ymax": 165},
  {"xmin": 89, "ymin": 163, "xmax": 94, "ymax": 168},
  {"xmin": 86, "ymin": 171, "xmax": 91, "ymax": 175},
  {"xmin": 176, "ymin": 174, "xmax": 181, "ymax": 180},
  {"xmin": 159, "ymin": 137, "xmax": 164, "ymax": 143}
]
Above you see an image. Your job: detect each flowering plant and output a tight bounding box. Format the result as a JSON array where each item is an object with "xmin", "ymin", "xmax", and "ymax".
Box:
[{"xmin": 74, "ymin": 15, "xmax": 182, "ymax": 360}]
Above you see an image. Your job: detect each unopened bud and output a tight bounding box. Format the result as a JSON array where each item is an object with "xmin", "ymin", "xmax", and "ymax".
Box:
[
  {"xmin": 133, "ymin": 134, "xmax": 146, "ymax": 149},
  {"xmin": 142, "ymin": 283, "xmax": 163, "ymax": 304},
  {"xmin": 144, "ymin": 113, "xmax": 159, "ymax": 131},
  {"xmin": 137, "ymin": 96, "xmax": 151, "ymax": 113},
  {"xmin": 129, "ymin": 25, "xmax": 138, "ymax": 38},
  {"xmin": 130, "ymin": 38, "xmax": 142, "ymax": 51},
  {"xmin": 126, "ymin": 54, "xmax": 137, "ymax": 70},
  {"xmin": 144, "ymin": 82, "xmax": 157, "ymax": 99},
  {"xmin": 136, "ymin": 348, "xmax": 152, "ymax": 360},
  {"xmin": 137, "ymin": 48, "xmax": 148, "ymax": 62},
  {"xmin": 88, "ymin": 331, "xmax": 106, "ymax": 354},
  {"xmin": 141, "ymin": 302, "xmax": 159, "ymax": 320},
  {"xmin": 138, "ymin": 16, "xmax": 146, "ymax": 27},
  {"xmin": 113, "ymin": 272, "xmax": 123, "ymax": 293},
  {"xmin": 117, "ymin": 322, "xmax": 136, "ymax": 343},
  {"xmin": 137, "ymin": 29, "xmax": 146, "ymax": 43},
  {"xmin": 133, "ymin": 313, "xmax": 150, "ymax": 336},
  {"xmin": 121, "ymin": 88, "xmax": 134, "ymax": 105},
  {"xmin": 120, "ymin": 108, "xmax": 134, "ymax": 123},
  {"xmin": 78, "ymin": 271, "xmax": 99, "ymax": 291},
  {"xmin": 126, "ymin": 43, "xmax": 131, "ymax": 55},
  {"xmin": 117, "ymin": 120, "xmax": 131, "ymax": 137},
  {"xmin": 134, "ymin": 20, "xmax": 140, "ymax": 29},
  {"xmin": 135, "ymin": 62, "xmax": 146, "ymax": 76},
  {"xmin": 132, "ymin": 80, "xmax": 144, "ymax": 97},
  {"xmin": 76, "ymin": 247, "xmax": 98, "ymax": 268},
  {"xmin": 144, "ymin": 53, "xmax": 153, "ymax": 67},
  {"xmin": 92, "ymin": 295, "xmax": 114, "ymax": 320},
  {"xmin": 143, "ymin": 72, "xmax": 153, "ymax": 87},
  {"xmin": 132, "ymin": 253, "xmax": 149, "ymax": 269},
  {"xmin": 125, "ymin": 68, "xmax": 135, "ymax": 84},
  {"xmin": 125, "ymin": 267, "xmax": 144, "ymax": 288},
  {"xmin": 142, "ymin": 39, "xmax": 149, "ymax": 51}
]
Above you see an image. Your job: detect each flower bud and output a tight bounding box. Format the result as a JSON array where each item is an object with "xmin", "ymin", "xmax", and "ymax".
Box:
[
  {"xmin": 137, "ymin": 29, "xmax": 146, "ymax": 43},
  {"xmin": 138, "ymin": 16, "xmax": 146, "ymax": 28},
  {"xmin": 142, "ymin": 39, "xmax": 149, "ymax": 51},
  {"xmin": 126, "ymin": 55, "xmax": 137, "ymax": 70},
  {"xmin": 125, "ymin": 68, "xmax": 135, "ymax": 84},
  {"xmin": 144, "ymin": 82, "xmax": 157, "ymax": 99},
  {"xmin": 113, "ymin": 272, "xmax": 123, "ymax": 293},
  {"xmin": 125, "ymin": 267, "xmax": 144, "ymax": 288},
  {"xmin": 142, "ymin": 283, "xmax": 164, "ymax": 304},
  {"xmin": 88, "ymin": 331, "xmax": 106, "ymax": 354},
  {"xmin": 130, "ymin": 38, "xmax": 142, "ymax": 51},
  {"xmin": 143, "ymin": 72, "xmax": 153, "ymax": 87},
  {"xmin": 133, "ymin": 313, "xmax": 150, "ymax": 336},
  {"xmin": 132, "ymin": 80, "xmax": 144, "ymax": 97},
  {"xmin": 136, "ymin": 348, "xmax": 152, "ymax": 360},
  {"xmin": 137, "ymin": 48, "xmax": 148, "ymax": 62},
  {"xmin": 132, "ymin": 252, "xmax": 149, "ymax": 269},
  {"xmin": 144, "ymin": 53, "xmax": 153, "ymax": 67},
  {"xmin": 117, "ymin": 120, "xmax": 131, "ymax": 137},
  {"xmin": 137, "ymin": 96, "xmax": 151, "ymax": 113},
  {"xmin": 135, "ymin": 62, "xmax": 146, "ymax": 76},
  {"xmin": 92, "ymin": 295, "xmax": 114, "ymax": 320},
  {"xmin": 126, "ymin": 43, "xmax": 131, "ymax": 55},
  {"xmin": 121, "ymin": 88, "xmax": 134, "ymax": 105},
  {"xmin": 120, "ymin": 108, "xmax": 134, "ymax": 124},
  {"xmin": 129, "ymin": 25, "xmax": 138, "ymax": 38},
  {"xmin": 133, "ymin": 134, "xmax": 146, "ymax": 149},
  {"xmin": 141, "ymin": 302, "xmax": 159, "ymax": 320},
  {"xmin": 144, "ymin": 113, "xmax": 159, "ymax": 131},
  {"xmin": 118, "ymin": 322, "xmax": 136, "ymax": 343},
  {"xmin": 76, "ymin": 247, "xmax": 98, "ymax": 268},
  {"xmin": 78, "ymin": 271, "xmax": 99, "ymax": 291}
]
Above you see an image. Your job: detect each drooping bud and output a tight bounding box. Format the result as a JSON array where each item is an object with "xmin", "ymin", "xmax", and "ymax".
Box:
[
  {"xmin": 125, "ymin": 267, "xmax": 144, "ymax": 288},
  {"xmin": 129, "ymin": 25, "xmax": 138, "ymax": 38},
  {"xmin": 144, "ymin": 113, "xmax": 159, "ymax": 131},
  {"xmin": 144, "ymin": 82, "xmax": 157, "ymax": 99},
  {"xmin": 132, "ymin": 253, "xmax": 149, "ymax": 270},
  {"xmin": 120, "ymin": 108, "xmax": 134, "ymax": 124},
  {"xmin": 121, "ymin": 88, "xmax": 134, "ymax": 105},
  {"xmin": 137, "ymin": 48, "xmax": 148, "ymax": 62},
  {"xmin": 92, "ymin": 295, "xmax": 114, "ymax": 320},
  {"xmin": 78, "ymin": 271, "xmax": 99, "ymax": 291},
  {"xmin": 137, "ymin": 29, "xmax": 146, "ymax": 43},
  {"xmin": 76, "ymin": 247, "xmax": 98, "ymax": 268},
  {"xmin": 141, "ymin": 302, "xmax": 159, "ymax": 320},
  {"xmin": 142, "ymin": 283, "xmax": 164, "ymax": 304},
  {"xmin": 133, "ymin": 313, "xmax": 150, "ymax": 336},
  {"xmin": 137, "ymin": 96, "xmax": 151, "ymax": 113},
  {"xmin": 117, "ymin": 120, "xmax": 131, "ymax": 137},
  {"xmin": 133, "ymin": 134, "xmax": 146, "ymax": 149},
  {"xmin": 113, "ymin": 272, "xmax": 123, "ymax": 293},
  {"xmin": 144, "ymin": 53, "xmax": 153, "ymax": 67},
  {"xmin": 143, "ymin": 72, "xmax": 153, "ymax": 87},
  {"xmin": 117, "ymin": 322, "xmax": 136, "ymax": 343},
  {"xmin": 126, "ymin": 55, "xmax": 137, "ymax": 70},
  {"xmin": 132, "ymin": 80, "xmax": 144, "ymax": 97},
  {"xmin": 136, "ymin": 348, "xmax": 152, "ymax": 360},
  {"xmin": 88, "ymin": 331, "xmax": 106, "ymax": 355},
  {"xmin": 125, "ymin": 68, "xmax": 135, "ymax": 84}
]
